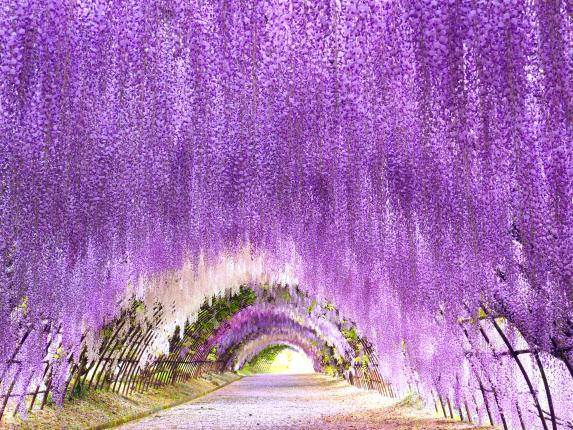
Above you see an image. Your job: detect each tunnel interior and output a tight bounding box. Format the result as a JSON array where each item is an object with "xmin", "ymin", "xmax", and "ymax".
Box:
[
  {"xmin": 1, "ymin": 1, "xmax": 572, "ymax": 429},
  {"xmin": 2, "ymin": 273, "xmax": 572, "ymax": 429}
]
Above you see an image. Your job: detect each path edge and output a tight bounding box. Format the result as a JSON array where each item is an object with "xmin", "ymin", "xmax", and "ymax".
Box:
[{"xmin": 88, "ymin": 375, "xmax": 243, "ymax": 430}]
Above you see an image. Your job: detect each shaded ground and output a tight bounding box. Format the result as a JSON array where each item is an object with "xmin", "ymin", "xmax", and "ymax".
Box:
[
  {"xmin": 117, "ymin": 374, "xmax": 490, "ymax": 430},
  {"xmin": 0, "ymin": 373, "xmax": 240, "ymax": 430}
]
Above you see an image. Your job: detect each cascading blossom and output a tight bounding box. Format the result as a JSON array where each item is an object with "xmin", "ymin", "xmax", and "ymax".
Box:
[
  {"xmin": 198, "ymin": 304, "xmax": 354, "ymax": 363},
  {"xmin": 0, "ymin": 0, "xmax": 572, "ymax": 427}
]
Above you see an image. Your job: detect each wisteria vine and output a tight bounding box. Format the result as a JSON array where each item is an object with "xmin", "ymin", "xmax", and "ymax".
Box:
[{"xmin": 1, "ymin": 0, "xmax": 572, "ymax": 428}]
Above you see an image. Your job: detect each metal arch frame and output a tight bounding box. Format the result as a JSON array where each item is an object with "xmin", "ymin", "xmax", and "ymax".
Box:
[
  {"xmin": 197, "ymin": 306, "xmax": 356, "ymax": 362},
  {"xmin": 200, "ymin": 318, "xmax": 325, "ymax": 360},
  {"xmin": 1, "ymin": 284, "xmax": 398, "ymax": 420},
  {"xmin": 137, "ymin": 290, "xmax": 256, "ymax": 388},
  {"xmin": 442, "ymin": 306, "xmax": 567, "ymax": 430},
  {"xmin": 6, "ymin": 288, "xmax": 570, "ymax": 429},
  {"xmin": 205, "ymin": 313, "xmax": 396, "ymax": 398},
  {"xmin": 481, "ymin": 306, "xmax": 557, "ymax": 430}
]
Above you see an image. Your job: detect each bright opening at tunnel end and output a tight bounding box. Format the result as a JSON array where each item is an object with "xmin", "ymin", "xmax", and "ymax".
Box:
[
  {"xmin": 238, "ymin": 345, "xmax": 316, "ymax": 375},
  {"xmin": 272, "ymin": 348, "xmax": 316, "ymax": 375}
]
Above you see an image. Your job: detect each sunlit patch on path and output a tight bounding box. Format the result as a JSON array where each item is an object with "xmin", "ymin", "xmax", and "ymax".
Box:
[{"xmin": 116, "ymin": 374, "xmax": 489, "ymax": 430}]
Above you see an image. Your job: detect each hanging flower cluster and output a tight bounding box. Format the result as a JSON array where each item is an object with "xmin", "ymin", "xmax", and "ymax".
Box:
[
  {"xmin": 1, "ymin": 0, "xmax": 572, "ymax": 427},
  {"xmin": 200, "ymin": 304, "xmax": 353, "ymax": 365}
]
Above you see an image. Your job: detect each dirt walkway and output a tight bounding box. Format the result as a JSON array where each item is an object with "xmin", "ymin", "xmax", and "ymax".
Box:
[{"xmin": 116, "ymin": 374, "xmax": 489, "ymax": 430}]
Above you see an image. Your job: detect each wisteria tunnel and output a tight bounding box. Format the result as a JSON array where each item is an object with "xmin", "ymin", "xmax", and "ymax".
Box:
[{"xmin": 0, "ymin": 1, "xmax": 572, "ymax": 429}]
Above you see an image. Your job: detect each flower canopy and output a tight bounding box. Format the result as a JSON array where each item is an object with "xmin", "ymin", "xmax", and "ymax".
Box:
[{"xmin": 1, "ymin": 0, "xmax": 572, "ymax": 428}]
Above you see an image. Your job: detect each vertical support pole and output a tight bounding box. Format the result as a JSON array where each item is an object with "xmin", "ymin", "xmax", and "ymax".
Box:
[
  {"xmin": 437, "ymin": 392, "xmax": 448, "ymax": 418},
  {"xmin": 446, "ymin": 397, "xmax": 454, "ymax": 419},
  {"xmin": 0, "ymin": 366, "xmax": 22, "ymax": 420},
  {"xmin": 119, "ymin": 331, "xmax": 147, "ymax": 396},
  {"xmin": 40, "ymin": 367, "xmax": 53, "ymax": 410},
  {"xmin": 29, "ymin": 363, "xmax": 50, "ymax": 412},
  {"xmin": 127, "ymin": 330, "xmax": 161, "ymax": 396},
  {"xmin": 96, "ymin": 323, "xmax": 139, "ymax": 391},
  {"xmin": 112, "ymin": 326, "xmax": 143, "ymax": 393},
  {"xmin": 68, "ymin": 346, "xmax": 87, "ymax": 400},
  {"xmin": 478, "ymin": 380, "xmax": 494, "ymax": 427},
  {"xmin": 487, "ymin": 314, "xmax": 549, "ymax": 430},
  {"xmin": 29, "ymin": 323, "xmax": 59, "ymax": 412},
  {"xmin": 533, "ymin": 351, "xmax": 557, "ymax": 430},
  {"xmin": 464, "ymin": 399, "xmax": 472, "ymax": 423},
  {"xmin": 0, "ymin": 329, "xmax": 32, "ymax": 383},
  {"xmin": 87, "ymin": 317, "xmax": 128, "ymax": 391},
  {"xmin": 13, "ymin": 370, "xmax": 35, "ymax": 417},
  {"xmin": 121, "ymin": 322, "xmax": 157, "ymax": 396},
  {"xmin": 516, "ymin": 401, "xmax": 527, "ymax": 430},
  {"xmin": 431, "ymin": 390, "xmax": 439, "ymax": 414}
]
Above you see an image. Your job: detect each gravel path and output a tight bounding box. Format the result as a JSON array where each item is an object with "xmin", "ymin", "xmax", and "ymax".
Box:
[{"xmin": 116, "ymin": 374, "xmax": 488, "ymax": 430}]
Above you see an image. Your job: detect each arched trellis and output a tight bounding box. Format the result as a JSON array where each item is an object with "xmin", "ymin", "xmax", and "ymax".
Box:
[
  {"xmin": 127, "ymin": 288, "xmax": 257, "ymax": 391},
  {"xmin": 0, "ymin": 284, "xmax": 388, "ymax": 418},
  {"xmin": 197, "ymin": 304, "xmax": 396, "ymax": 398},
  {"xmin": 223, "ymin": 331, "xmax": 325, "ymax": 372},
  {"xmin": 1, "ymin": 286, "xmax": 572, "ymax": 429},
  {"xmin": 220, "ymin": 329, "xmax": 395, "ymax": 399},
  {"xmin": 218, "ymin": 327, "xmax": 327, "ymax": 369},
  {"xmin": 410, "ymin": 305, "xmax": 573, "ymax": 430},
  {"xmin": 1, "ymin": 0, "xmax": 571, "ymax": 428},
  {"xmin": 0, "ymin": 296, "xmax": 228, "ymax": 418},
  {"xmin": 197, "ymin": 307, "xmax": 354, "ymax": 361},
  {"xmin": 460, "ymin": 307, "xmax": 567, "ymax": 430}
]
